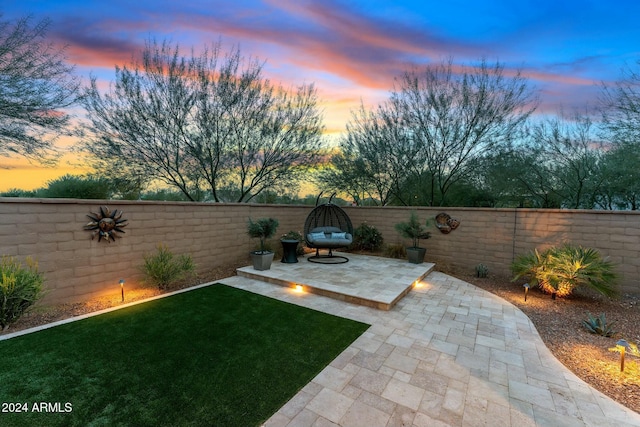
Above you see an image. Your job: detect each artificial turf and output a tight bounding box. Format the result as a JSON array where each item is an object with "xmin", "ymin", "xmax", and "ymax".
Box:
[{"xmin": 0, "ymin": 284, "xmax": 369, "ymax": 427}]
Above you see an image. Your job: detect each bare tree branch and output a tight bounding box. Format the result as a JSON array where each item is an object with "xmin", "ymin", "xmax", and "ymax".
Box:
[
  {"xmin": 0, "ymin": 14, "xmax": 79, "ymax": 162},
  {"xmin": 80, "ymin": 39, "xmax": 324, "ymax": 201}
]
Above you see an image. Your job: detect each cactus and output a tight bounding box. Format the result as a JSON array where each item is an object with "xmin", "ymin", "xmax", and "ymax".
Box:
[{"xmin": 475, "ymin": 263, "xmax": 489, "ymax": 278}]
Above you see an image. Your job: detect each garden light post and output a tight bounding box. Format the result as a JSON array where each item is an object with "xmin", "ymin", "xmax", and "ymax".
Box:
[
  {"xmin": 523, "ymin": 284, "xmax": 530, "ymax": 302},
  {"xmin": 616, "ymin": 339, "xmax": 629, "ymax": 372},
  {"xmin": 120, "ymin": 279, "xmax": 125, "ymax": 302}
]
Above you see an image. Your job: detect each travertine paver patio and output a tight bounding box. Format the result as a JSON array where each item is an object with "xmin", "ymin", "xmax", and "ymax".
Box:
[
  {"xmin": 219, "ymin": 262, "xmax": 640, "ymax": 427},
  {"xmin": 237, "ymin": 252, "xmax": 434, "ymax": 310}
]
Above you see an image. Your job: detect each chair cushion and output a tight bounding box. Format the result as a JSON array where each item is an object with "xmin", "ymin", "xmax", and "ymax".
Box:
[
  {"xmin": 309, "ymin": 232, "xmax": 326, "ymax": 240},
  {"xmin": 331, "ymin": 232, "xmax": 346, "ymax": 239},
  {"xmin": 310, "ymin": 226, "xmax": 342, "ymax": 234}
]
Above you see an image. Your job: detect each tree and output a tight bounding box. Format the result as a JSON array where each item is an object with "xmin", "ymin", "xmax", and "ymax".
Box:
[
  {"xmin": 317, "ymin": 124, "xmax": 403, "ymax": 206},
  {"xmin": 336, "ymin": 59, "xmax": 536, "ymax": 206},
  {"xmin": 601, "ymin": 59, "xmax": 640, "ymax": 145},
  {"xmin": 478, "ymin": 148, "xmax": 561, "ymax": 208},
  {"xmin": 592, "ymin": 59, "xmax": 640, "ymax": 210},
  {"xmin": 399, "ymin": 59, "xmax": 537, "ymax": 205},
  {"xmin": 529, "ymin": 112, "xmax": 603, "ymax": 209},
  {"xmin": 595, "ymin": 141, "xmax": 640, "ymax": 210},
  {"xmin": 81, "ymin": 39, "xmax": 324, "ymax": 202},
  {"xmin": 0, "ymin": 14, "xmax": 79, "ymax": 161}
]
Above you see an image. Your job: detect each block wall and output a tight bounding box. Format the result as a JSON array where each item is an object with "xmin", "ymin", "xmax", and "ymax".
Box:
[
  {"xmin": 0, "ymin": 199, "xmax": 309, "ymax": 305},
  {"xmin": 1, "ymin": 199, "xmax": 639, "ymax": 305},
  {"xmin": 345, "ymin": 206, "xmax": 640, "ymax": 294}
]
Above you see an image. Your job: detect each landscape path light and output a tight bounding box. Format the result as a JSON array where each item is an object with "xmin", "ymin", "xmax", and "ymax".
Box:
[
  {"xmin": 523, "ymin": 283, "xmax": 530, "ymax": 302},
  {"xmin": 120, "ymin": 279, "xmax": 125, "ymax": 302},
  {"xmin": 616, "ymin": 339, "xmax": 630, "ymax": 372}
]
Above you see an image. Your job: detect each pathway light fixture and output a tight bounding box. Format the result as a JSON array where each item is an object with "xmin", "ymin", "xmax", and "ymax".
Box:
[{"xmin": 616, "ymin": 339, "xmax": 630, "ymax": 372}]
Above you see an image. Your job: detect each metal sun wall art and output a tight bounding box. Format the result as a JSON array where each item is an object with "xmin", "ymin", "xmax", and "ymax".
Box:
[
  {"xmin": 84, "ymin": 206, "xmax": 128, "ymax": 242},
  {"xmin": 435, "ymin": 212, "xmax": 460, "ymax": 234}
]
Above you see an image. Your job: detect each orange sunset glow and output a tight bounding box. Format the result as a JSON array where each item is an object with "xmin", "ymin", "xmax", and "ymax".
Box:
[{"xmin": 2, "ymin": 1, "xmax": 639, "ymax": 191}]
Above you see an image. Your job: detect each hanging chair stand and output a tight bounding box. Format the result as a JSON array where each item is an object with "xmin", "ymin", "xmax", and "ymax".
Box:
[{"xmin": 304, "ymin": 193, "xmax": 354, "ymax": 264}]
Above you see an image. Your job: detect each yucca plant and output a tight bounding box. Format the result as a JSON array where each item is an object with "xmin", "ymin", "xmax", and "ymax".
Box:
[
  {"xmin": 511, "ymin": 244, "xmax": 617, "ymax": 298},
  {"xmin": 582, "ymin": 312, "xmax": 616, "ymax": 337}
]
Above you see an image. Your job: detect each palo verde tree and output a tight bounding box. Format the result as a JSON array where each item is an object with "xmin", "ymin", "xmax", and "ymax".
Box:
[
  {"xmin": 594, "ymin": 141, "xmax": 640, "ymax": 210},
  {"xmin": 592, "ymin": 59, "xmax": 640, "ymax": 210},
  {"xmin": 528, "ymin": 111, "xmax": 604, "ymax": 209},
  {"xmin": 399, "ymin": 58, "xmax": 537, "ymax": 205},
  {"xmin": 600, "ymin": 59, "xmax": 640, "ymax": 145},
  {"xmin": 477, "ymin": 147, "xmax": 561, "ymax": 208},
  {"xmin": 318, "ymin": 100, "xmax": 415, "ymax": 206},
  {"xmin": 335, "ymin": 58, "xmax": 537, "ymax": 206},
  {"xmin": 81, "ymin": 39, "xmax": 324, "ymax": 202},
  {"xmin": 0, "ymin": 14, "xmax": 79, "ymax": 162}
]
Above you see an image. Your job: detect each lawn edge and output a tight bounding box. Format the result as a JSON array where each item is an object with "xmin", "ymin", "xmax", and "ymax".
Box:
[{"xmin": 0, "ymin": 280, "xmax": 221, "ymax": 341}]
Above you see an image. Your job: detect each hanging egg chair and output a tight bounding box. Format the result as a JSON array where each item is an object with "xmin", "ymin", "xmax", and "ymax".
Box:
[{"xmin": 303, "ymin": 193, "xmax": 354, "ymax": 263}]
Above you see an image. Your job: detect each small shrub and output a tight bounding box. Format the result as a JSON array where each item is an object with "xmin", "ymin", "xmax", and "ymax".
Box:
[
  {"xmin": 247, "ymin": 218, "xmax": 279, "ymax": 254},
  {"xmin": 0, "ymin": 256, "xmax": 45, "ymax": 331},
  {"xmin": 384, "ymin": 243, "xmax": 406, "ymax": 259},
  {"xmin": 475, "ymin": 263, "xmax": 489, "ymax": 278},
  {"xmin": 281, "ymin": 231, "xmax": 303, "ymax": 241},
  {"xmin": 394, "ymin": 212, "xmax": 431, "ymax": 248},
  {"xmin": 582, "ymin": 312, "xmax": 616, "ymax": 337},
  {"xmin": 1, "ymin": 188, "xmax": 37, "ymax": 198},
  {"xmin": 39, "ymin": 174, "xmax": 112, "ymax": 199},
  {"xmin": 351, "ymin": 223, "xmax": 384, "ymax": 251},
  {"xmin": 142, "ymin": 244, "xmax": 196, "ymax": 290},
  {"xmin": 511, "ymin": 244, "xmax": 617, "ymax": 298}
]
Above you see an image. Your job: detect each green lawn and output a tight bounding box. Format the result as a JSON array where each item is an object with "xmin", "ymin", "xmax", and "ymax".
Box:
[{"xmin": 0, "ymin": 284, "xmax": 369, "ymax": 427}]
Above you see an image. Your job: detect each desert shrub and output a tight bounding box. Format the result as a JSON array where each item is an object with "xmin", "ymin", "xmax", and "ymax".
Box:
[
  {"xmin": 0, "ymin": 256, "xmax": 45, "ymax": 330},
  {"xmin": 1, "ymin": 188, "xmax": 38, "ymax": 197},
  {"xmin": 142, "ymin": 244, "xmax": 196, "ymax": 290},
  {"xmin": 351, "ymin": 223, "xmax": 384, "ymax": 251},
  {"xmin": 384, "ymin": 243, "xmax": 406, "ymax": 259},
  {"xmin": 582, "ymin": 312, "xmax": 617, "ymax": 337},
  {"xmin": 511, "ymin": 244, "xmax": 617, "ymax": 298},
  {"xmin": 38, "ymin": 174, "xmax": 113, "ymax": 199}
]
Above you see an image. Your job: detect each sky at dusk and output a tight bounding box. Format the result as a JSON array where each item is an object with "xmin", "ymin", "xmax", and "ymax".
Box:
[{"xmin": 1, "ymin": 0, "xmax": 640, "ymax": 191}]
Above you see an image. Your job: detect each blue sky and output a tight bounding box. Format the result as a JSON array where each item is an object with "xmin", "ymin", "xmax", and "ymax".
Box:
[{"xmin": 2, "ymin": 0, "xmax": 640, "ymax": 189}]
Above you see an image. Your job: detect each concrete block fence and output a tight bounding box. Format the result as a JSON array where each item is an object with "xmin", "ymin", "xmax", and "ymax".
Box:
[{"xmin": 1, "ymin": 198, "xmax": 639, "ymax": 305}]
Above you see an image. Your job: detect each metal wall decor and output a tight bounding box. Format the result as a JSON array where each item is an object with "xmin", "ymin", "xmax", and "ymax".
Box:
[
  {"xmin": 435, "ymin": 212, "xmax": 460, "ymax": 234},
  {"xmin": 84, "ymin": 206, "xmax": 128, "ymax": 242}
]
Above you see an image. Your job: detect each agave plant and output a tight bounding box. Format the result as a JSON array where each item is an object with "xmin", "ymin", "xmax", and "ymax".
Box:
[
  {"xmin": 511, "ymin": 244, "xmax": 617, "ymax": 298},
  {"xmin": 582, "ymin": 312, "xmax": 616, "ymax": 337}
]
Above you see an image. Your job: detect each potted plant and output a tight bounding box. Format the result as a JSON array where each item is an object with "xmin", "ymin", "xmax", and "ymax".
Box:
[
  {"xmin": 247, "ymin": 217, "xmax": 279, "ymax": 270},
  {"xmin": 280, "ymin": 231, "xmax": 303, "ymax": 263},
  {"xmin": 394, "ymin": 211, "xmax": 431, "ymax": 264}
]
